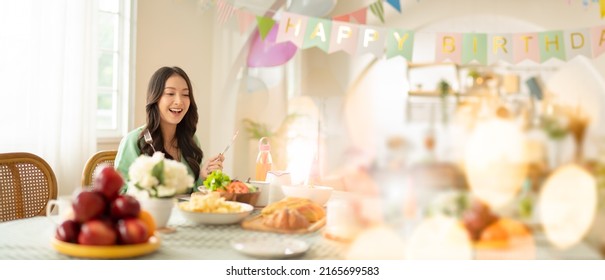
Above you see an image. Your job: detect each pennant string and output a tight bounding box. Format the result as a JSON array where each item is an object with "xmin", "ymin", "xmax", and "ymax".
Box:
[
  {"xmin": 386, "ymin": 0, "xmax": 402, "ymax": 13},
  {"xmin": 217, "ymin": 0, "xmax": 235, "ymax": 24}
]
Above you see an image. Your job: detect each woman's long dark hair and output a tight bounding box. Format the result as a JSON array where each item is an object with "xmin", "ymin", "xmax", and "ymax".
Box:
[{"xmin": 138, "ymin": 66, "xmax": 203, "ymax": 182}]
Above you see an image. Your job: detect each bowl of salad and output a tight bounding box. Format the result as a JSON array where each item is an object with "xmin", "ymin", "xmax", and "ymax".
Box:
[{"xmin": 199, "ymin": 171, "xmax": 261, "ymax": 206}]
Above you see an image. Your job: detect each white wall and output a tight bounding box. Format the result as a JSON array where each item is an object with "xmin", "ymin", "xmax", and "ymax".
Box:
[{"xmin": 135, "ymin": 0, "xmax": 214, "ymax": 149}]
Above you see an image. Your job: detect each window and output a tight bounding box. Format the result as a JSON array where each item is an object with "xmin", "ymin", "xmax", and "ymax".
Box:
[{"xmin": 96, "ymin": 0, "xmax": 132, "ymax": 138}]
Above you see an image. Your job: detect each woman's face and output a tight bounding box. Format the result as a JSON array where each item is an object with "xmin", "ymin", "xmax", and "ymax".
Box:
[{"xmin": 158, "ymin": 74, "xmax": 190, "ymax": 128}]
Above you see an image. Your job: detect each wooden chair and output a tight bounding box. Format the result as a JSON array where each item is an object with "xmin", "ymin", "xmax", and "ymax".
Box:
[
  {"xmin": 0, "ymin": 152, "xmax": 58, "ymax": 222},
  {"xmin": 81, "ymin": 150, "xmax": 117, "ymax": 188}
]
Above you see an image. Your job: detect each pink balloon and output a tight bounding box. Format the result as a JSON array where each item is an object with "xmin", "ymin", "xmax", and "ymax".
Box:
[{"xmin": 247, "ymin": 23, "xmax": 298, "ymax": 68}]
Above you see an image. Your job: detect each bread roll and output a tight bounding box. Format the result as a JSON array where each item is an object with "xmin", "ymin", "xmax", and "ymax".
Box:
[
  {"xmin": 263, "ymin": 208, "xmax": 310, "ymax": 230},
  {"xmin": 262, "ymin": 197, "xmax": 325, "ymax": 222}
]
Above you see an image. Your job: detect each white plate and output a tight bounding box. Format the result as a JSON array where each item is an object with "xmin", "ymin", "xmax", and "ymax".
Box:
[
  {"xmin": 231, "ymin": 237, "xmax": 309, "ymax": 259},
  {"xmin": 177, "ymin": 201, "xmax": 253, "ymax": 225}
]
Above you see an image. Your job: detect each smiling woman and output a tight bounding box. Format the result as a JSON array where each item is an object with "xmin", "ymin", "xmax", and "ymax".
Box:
[{"xmin": 115, "ymin": 66, "xmax": 225, "ymax": 193}]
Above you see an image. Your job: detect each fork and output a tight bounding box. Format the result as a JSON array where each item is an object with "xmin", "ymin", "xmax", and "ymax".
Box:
[
  {"xmin": 144, "ymin": 129, "xmax": 157, "ymax": 153},
  {"xmin": 213, "ymin": 129, "xmax": 239, "ymax": 162}
]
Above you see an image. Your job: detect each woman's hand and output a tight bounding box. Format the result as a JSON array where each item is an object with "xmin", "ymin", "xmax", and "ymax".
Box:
[{"xmin": 201, "ymin": 154, "xmax": 225, "ymax": 179}]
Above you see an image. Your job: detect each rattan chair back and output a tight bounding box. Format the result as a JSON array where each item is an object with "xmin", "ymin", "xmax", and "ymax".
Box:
[
  {"xmin": 0, "ymin": 152, "xmax": 58, "ymax": 222},
  {"xmin": 81, "ymin": 150, "xmax": 117, "ymax": 188}
]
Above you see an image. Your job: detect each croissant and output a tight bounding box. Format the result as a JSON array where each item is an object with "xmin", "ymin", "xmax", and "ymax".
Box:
[{"xmin": 263, "ymin": 208, "xmax": 310, "ymax": 230}]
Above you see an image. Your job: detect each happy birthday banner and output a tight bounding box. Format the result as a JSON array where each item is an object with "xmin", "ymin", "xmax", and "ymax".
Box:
[
  {"xmin": 216, "ymin": 0, "xmax": 605, "ymax": 65},
  {"xmin": 274, "ymin": 11, "xmax": 605, "ymax": 65}
]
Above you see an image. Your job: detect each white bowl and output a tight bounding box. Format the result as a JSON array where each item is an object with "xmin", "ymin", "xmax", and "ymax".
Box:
[
  {"xmin": 176, "ymin": 201, "xmax": 253, "ymax": 225},
  {"xmin": 280, "ymin": 185, "xmax": 334, "ymax": 206}
]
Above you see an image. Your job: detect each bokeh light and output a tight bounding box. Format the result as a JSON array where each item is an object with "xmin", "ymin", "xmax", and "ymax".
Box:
[
  {"xmin": 539, "ymin": 164, "xmax": 597, "ymax": 249},
  {"xmin": 405, "ymin": 215, "xmax": 472, "ymax": 259},
  {"xmin": 345, "ymin": 225, "xmax": 405, "ymax": 260},
  {"xmin": 465, "ymin": 118, "xmax": 528, "ymax": 209}
]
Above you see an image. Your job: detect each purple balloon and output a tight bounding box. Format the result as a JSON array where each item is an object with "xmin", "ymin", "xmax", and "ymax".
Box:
[{"xmin": 247, "ymin": 23, "xmax": 298, "ymax": 68}]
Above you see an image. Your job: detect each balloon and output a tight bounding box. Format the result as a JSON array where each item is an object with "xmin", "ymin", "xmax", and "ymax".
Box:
[
  {"xmin": 286, "ymin": 0, "xmax": 337, "ymax": 17},
  {"xmin": 247, "ymin": 23, "xmax": 298, "ymax": 68}
]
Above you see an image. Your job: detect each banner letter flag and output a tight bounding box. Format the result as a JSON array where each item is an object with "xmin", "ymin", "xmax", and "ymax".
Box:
[
  {"xmin": 329, "ymin": 22, "xmax": 359, "ymax": 54},
  {"xmin": 590, "ymin": 25, "xmax": 605, "ymax": 58},
  {"xmin": 539, "ymin": 31, "xmax": 566, "ymax": 62},
  {"xmin": 488, "ymin": 34, "xmax": 513, "ymax": 64},
  {"xmin": 565, "ymin": 29, "xmax": 591, "ymax": 60},
  {"xmin": 435, "ymin": 33, "xmax": 462, "ymax": 64},
  {"xmin": 350, "ymin": 7, "xmax": 367, "ymax": 24},
  {"xmin": 357, "ymin": 26, "xmax": 386, "ymax": 58},
  {"xmin": 462, "ymin": 33, "xmax": 487, "ymax": 65},
  {"xmin": 369, "ymin": 0, "xmax": 385, "ymax": 23},
  {"xmin": 256, "ymin": 16, "xmax": 276, "ymax": 40},
  {"xmin": 386, "ymin": 0, "xmax": 402, "ymax": 13},
  {"xmin": 276, "ymin": 12, "xmax": 309, "ymax": 47},
  {"xmin": 513, "ymin": 33, "xmax": 540, "ymax": 63},
  {"xmin": 302, "ymin": 18, "xmax": 332, "ymax": 52},
  {"xmin": 386, "ymin": 29, "xmax": 414, "ymax": 60}
]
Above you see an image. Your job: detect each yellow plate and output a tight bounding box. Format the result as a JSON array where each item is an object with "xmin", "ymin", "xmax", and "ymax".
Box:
[
  {"xmin": 473, "ymin": 239, "xmax": 509, "ymax": 250},
  {"xmin": 51, "ymin": 235, "xmax": 160, "ymax": 259}
]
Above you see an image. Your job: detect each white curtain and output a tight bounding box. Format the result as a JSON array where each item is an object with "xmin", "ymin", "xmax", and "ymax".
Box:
[{"xmin": 0, "ymin": 1, "xmax": 97, "ymax": 196}]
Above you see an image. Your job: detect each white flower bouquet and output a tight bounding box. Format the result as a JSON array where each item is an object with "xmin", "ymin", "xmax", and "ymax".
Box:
[{"xmin": 127, "ymin": 152, "xmax": 194, "ymax": 198}]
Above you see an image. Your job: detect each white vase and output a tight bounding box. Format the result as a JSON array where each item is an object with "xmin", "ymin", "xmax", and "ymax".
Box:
[{"xmin": 139, "ymin": 198, "xmax": 174, "ymax": 229}]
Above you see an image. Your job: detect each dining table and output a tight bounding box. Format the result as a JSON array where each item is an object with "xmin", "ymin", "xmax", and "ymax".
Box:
[
  {"xmin": 0, "ymin": 207, "xmax": 349, "ymax": 260},
  {"xmin": 0, "ymin": 206, "xmax": 602, "ymax": 260}
]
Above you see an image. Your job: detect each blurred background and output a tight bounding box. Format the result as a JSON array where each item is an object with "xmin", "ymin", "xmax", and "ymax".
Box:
[{"xmin": 3, "ymin": 0, "xmax": 605, "ymax": 259}]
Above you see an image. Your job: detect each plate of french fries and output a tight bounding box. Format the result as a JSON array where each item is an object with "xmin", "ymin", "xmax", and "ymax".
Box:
[{"xmin": 177, "ymin": 192, "xmax": 253, "ymax": 225}]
